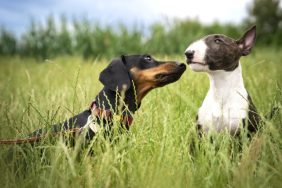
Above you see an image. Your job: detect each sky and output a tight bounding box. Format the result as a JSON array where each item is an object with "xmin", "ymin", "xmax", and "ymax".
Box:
[{"xmin": 0, "ymin": 0, "xmax": 253, "ymax": 36}]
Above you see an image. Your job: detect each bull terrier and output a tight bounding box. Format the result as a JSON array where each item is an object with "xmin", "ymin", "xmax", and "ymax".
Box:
[{"xmin": 184, "ymin": 26, "xmax": 260, "ymax": 136}]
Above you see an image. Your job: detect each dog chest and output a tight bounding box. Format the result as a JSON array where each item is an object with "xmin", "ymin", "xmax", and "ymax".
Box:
[{"xmin": 197, "ymin": 88, "xmax": 249, "ymax": 134}]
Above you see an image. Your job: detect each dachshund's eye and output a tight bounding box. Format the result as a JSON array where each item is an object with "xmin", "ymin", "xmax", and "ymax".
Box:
[
  {"xmin": 144, "ymin": 55, "xmax": 152, "ymax": 61},
  {"xmin": 214, "ymin": 38, "xmax": 223, "ymax": 44}
]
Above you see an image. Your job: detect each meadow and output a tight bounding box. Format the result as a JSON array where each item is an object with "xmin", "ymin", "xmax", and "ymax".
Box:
[{"xmin": 0, "ymin": 48, "xmax": 281, "ymax": 188}]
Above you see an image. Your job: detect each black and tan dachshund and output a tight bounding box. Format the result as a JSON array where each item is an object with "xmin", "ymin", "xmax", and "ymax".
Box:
[{"xmin": 0, "ymin": 54, "xmax": 186, "ymax": 144}]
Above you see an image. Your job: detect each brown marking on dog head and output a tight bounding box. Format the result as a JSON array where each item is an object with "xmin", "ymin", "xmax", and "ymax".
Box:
[
  {"xmin": 204, "ymin": 34, "xmax": 242, "ymax": 71},
  {"xmin": 205, "ymin": 26, "xmax": 256, "ymax": 71},
  {"xmin": 100, "ymin": 54, "xmax": 186, "ymax": 103},
  {"xmin": 185, "ymin": 26, "xmax": 256, "ymax": 72},
  {"xmin": 128, "ymin": 58, "xmax": 186, "ymax": 102}
]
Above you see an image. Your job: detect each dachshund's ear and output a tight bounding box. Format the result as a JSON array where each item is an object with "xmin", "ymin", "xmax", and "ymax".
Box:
[{"xmin": 99, "ymin": 57, "xmax": 131, "ymax": 92}]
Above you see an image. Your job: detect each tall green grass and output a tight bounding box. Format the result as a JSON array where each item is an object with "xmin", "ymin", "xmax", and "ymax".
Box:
[
  {"xmin": 2, "ymin": 16, "xmax": 282, "ymax": 59},
  {"xmin": 0, "ymin": 49, "xmax": 281, "ymax": 188}
]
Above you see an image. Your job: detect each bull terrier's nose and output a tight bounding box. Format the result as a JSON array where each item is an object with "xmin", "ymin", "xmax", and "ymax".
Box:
[{"xmin": 185, "ymin": 50, "xmax": 195, "ymax": 60}]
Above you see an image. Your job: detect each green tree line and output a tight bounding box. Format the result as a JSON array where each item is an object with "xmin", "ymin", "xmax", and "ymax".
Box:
[{"xmin": 0, "ymin": 0, "xmax": 281, "ymax": 59}]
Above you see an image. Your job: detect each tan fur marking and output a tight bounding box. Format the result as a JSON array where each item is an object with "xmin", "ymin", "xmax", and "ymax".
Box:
[{"xmin": 130, "ymin": 63, "xmax": 177, "ymax": 103}]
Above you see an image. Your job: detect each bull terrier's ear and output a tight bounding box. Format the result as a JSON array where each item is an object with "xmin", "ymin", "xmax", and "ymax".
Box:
[
  {"xmin": 237, "ymin": 25, "xmax": 256, "ymax": 56},
  {"xmin": 99, "ymin": 57, "xmax": 131, "ymax": 92}
]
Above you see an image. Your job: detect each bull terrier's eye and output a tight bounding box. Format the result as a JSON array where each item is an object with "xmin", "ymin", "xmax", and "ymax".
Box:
[
  {"xmin": 144, "ymin": 55, "xmax": 152, "ymax": 61},
  {"xmin": 214, "ymin": 38, "xmax": 223, "ymax": 44}
]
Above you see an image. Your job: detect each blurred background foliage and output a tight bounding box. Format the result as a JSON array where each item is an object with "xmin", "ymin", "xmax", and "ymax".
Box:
[{"xmin": 0, "ymin": 0, "xmax": 281, "ymax": 59}]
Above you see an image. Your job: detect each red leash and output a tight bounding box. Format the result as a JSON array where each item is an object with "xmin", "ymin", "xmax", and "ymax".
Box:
[
  {"xmin": 0, "ymin": 128, "xmax": 81, "ymax": 145},
  {"xmin": 0, "ymin": 101, "xmax": 134, "ymax": 145}
]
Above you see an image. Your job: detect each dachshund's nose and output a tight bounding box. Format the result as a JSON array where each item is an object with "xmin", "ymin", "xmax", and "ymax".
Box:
[
  {"xmin": 178, "ymin": 63, "xmax": 186, "ymax": 68},
  {"xmin": 185, "ymin": 50, "xmax": 195, "ymax": 60}
]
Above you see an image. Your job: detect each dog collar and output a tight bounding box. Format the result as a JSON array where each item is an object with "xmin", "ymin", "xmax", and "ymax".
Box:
[{"xmin": 89, "ymin": 101, "xmax": 133, "ymax": 127}]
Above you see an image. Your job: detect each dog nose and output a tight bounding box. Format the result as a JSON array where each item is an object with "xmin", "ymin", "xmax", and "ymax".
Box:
[
  {"xmin": 185, "ymin": 50, "xmax": 194, "ymax": 60},
  {"xmin": 179, "ymin": 63, "xmax": 186, "ymax": 68}
]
